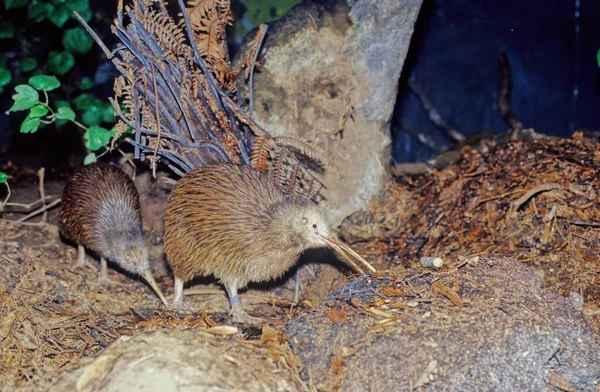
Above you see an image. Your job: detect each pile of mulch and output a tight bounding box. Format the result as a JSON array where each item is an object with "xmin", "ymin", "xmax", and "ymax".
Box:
[
  {"xmin": 3, "ymin": 132, "xmax": 600, "ymax": 389},
  {"xmin": 341, "ymin": 131, "xmax": 600, "ymax": 331},
  {"xmin": 0, "ymin": 220, "xmax": 303, "ymax": 389}
]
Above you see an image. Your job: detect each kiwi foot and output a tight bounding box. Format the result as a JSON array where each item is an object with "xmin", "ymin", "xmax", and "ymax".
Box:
[
  {"xmin": 230, "ymin": 298, "xmax": 262, "ymax": 324},
  {"xmin": 97, "ymin": 276, "xmax": 112, "ymax": 287},
  {"xmin": 97, "ymin": 257, "xmax": 111, "ymax": 286},
  {"xmin": 170, "ymin": 300, "xmax": 196, "ymax": 314},
  {"xmin": 74, "ymin": 245, "xmax": 98, "ymax": 271}
]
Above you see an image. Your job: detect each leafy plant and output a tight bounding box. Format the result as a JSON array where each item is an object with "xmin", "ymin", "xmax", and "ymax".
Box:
[
  {"xmin": 240, "ymin": 0, "xmax": 301, "ymax": 26},
  {"xmin": 0, "ymin": 171, "xmax": 10, "ymax": 213},
  {"xmin": 6, "ymin": 75, "xmax": 120, "ymax": 163},
  {"xmin": 2, "ymin": 0, "xmax": 122, "ymax": 165}
]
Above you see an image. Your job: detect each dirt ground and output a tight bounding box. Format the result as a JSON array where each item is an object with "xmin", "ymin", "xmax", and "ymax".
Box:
[
  {"xmin": 1, "ymin": 133, "xmax": 600, "ymax": 390},
  {"xmin": 0, "ymin": 165, "xmax": 350, "ymax": 390}
]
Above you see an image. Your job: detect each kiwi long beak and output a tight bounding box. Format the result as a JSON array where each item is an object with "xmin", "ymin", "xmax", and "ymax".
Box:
[
  {"xmin": 141, "ymin": 269, "xmax": 169, "ymax": 307},
  {"xmin": 318, "ymin": 234, "xmax": 377, "ymax": 274}
]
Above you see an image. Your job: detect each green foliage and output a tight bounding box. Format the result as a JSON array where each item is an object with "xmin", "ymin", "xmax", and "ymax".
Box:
[
  {"xmin": 66, "ymin": 0, "xmax": 92, "ymax": 22},
  {"xmin": 29, "ymin": 104, "xmax": 49, "ymax": 118},
  {"xmin": 73, "ymin": 93, "xmax": 96, "ymax": 110},
  {"xmin": 20, "ymin": 116, "xmax": 41, "ymax": 134},
  {"xmin": 80, "ymin": 76, "xmax": 93, "ymax": 91},
  {"xmin": 18, "ymin": 58, "xmax": 38, "ymax": 73},
  {"xmin": 5, "ymin": 0, "xmax": 28, "ymax": 10},
  {"xmin": 47, "ymin": 50, "xmax": 75, "ymax": 75},
  {"xmin": 55, "ymin": 106, "xmax": 76, "ymax": 121},
  {"xmin": 53, "ymin": 100, "xmax": 71, "ymax": 126},
  {"xmin": 84, "ymin": 125, "xmax": 114, "ymax": 151},
  {"xmin": 73, "ymin": 93, "xmax": 114, "ymax": 126},
  {"xmin": 29, "ymin": 75, "xmax": 61, "ymax": 91},
  {"xmin": 3, "ymin": 0, "xmax": 117, "ymax": 166},
  {"xmin": 240, "ymin": 0, "xmax": 301, "ymax": 25},
  {"xmin": 83, "ymin": 153, "xmax": 97, "ymax": 165},
  {"xmin": 28, "ymin": 1, "xmax": 50, "ymax": 22},
  {"xmin": 63, "ymin": 27, "xmax": 94, "ymax": 54},
  {"xmin": 47, "ymin": 4, "xmax": 70, "ymax": 27},
  {"xmin": 597, "ymin": 49, "xmax": 600, "ymax": 67},
  {"xmin": 8, "ymin": 85, "xmax": 39, "ymax": 113},
  {"xmin": 0, "ymin": 67, "xmax": 11, "ymax": 89},
  {"xmin": 7, "ymin": 74, "xmax": 120, "ymax": 164},
  {"xmin": 0, "ymin": 172, "xmax": 8, "ymax": 184},
  {"xmin": 0, "ymin": 21, "xmax": 15, "ymax": 39}
]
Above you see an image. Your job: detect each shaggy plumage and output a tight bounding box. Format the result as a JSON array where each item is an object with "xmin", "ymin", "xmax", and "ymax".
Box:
[
  {"xmin": 164, "ymin": 163, "xmax": 332, "ymax": 322},
  {"xmin": 59, "ymin": 163, "xmax": 167, "ymax": 305}
]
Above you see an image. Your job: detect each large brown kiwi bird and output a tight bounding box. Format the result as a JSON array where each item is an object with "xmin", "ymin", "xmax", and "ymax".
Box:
[
  {"xmin": 59, "ymin": 163, "xmax": 168, "ymax": 306},
  {"xmin": 164, "ymin": 163, "xmax": 375, "ymax": 323}
]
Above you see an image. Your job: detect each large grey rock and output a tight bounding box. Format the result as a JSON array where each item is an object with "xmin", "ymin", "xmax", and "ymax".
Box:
[
  {"xmin": 285, "ymin": 257, "xmax": 600, "ymax": 391},
  {"xmin": 240, "ymin": 0, "xmax": 423, "ymax": 226}
]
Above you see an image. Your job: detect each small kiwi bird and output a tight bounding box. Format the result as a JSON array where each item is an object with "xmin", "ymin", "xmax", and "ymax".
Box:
[
  {"xmin": 59, "ymin": 162, "xmax": 168, "ymax": 306},
  {"xmin": 164, "ymin": 163, "xmax": 375, "ymax": 322}
]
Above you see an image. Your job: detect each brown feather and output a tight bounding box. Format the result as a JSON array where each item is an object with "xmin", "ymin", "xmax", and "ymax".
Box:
[
  {"xmin": 164, "ymin": 163, "xmax": 319, "ymax": 289},
  {"xmin": 59, "ymin": 163, "xmax": 146, "ymax": 273}
]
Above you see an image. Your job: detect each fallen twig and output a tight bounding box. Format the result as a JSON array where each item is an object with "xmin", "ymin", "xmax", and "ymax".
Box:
[{"xmin": 15, "ymin": 199, "xmax": 61, "ymax": 224}]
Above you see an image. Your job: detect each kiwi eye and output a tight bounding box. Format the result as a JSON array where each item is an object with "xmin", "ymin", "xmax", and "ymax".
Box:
[
  {"xmin": 312, "ymin": 224, "xmax": 317, "ymax": 229},
  {"xmin": 301, "ymin": 218, "xmax": 308, "ymax": 225}
]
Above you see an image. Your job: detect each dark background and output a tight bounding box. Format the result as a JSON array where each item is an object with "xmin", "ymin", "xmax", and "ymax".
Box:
[
  {"xmin": 1, "ymin": 0, "xmax": 599, "ymax": 166},
  {"xmin": 393, "ymin": 0, "xmax": 600, "ymax": 162}
]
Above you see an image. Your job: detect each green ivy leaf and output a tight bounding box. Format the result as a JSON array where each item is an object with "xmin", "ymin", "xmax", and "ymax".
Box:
[
  {"xmin": 18, "ymin": 57, "xmax": 38, "ymax": 73},
  {"xmin": 5, "ymin": 0, "xmax": 28, "ymax": 10},
  {"xmin": 84, "ymin": 125, "xmax": 113, "ymax": 151},
  {"xmin": 28, "ymin": 0, "xmax": 50, "ymax": 22},
  {"xmin": 75, "ymin": 7, "xmax": 92, "ymax": 22},
  {"xmin": 66, "ymin": 0, "xmax": 89, "ymax": 15},
  {"xmin": 7, "ymin": 85, "xmax": 39, "ymax": 113},
  {"xmin": 47, "ymin": 51, "xmax": 74, "ymax": 75},
  {"xmin": 82, "ymin": 106, "xmax": 102, "ymax": 126},
  {"xmin": 29, "ymin": 75, "xmax": 61, "ymax": 91},
  {"xmin": 66, "ymin": 0, "xmax": 88, "ymax": 12},
  {"xmin": 102, "ymin": 104, "xmax": 115, "ymax": 123},
  {"xmin": 597, "ymin": 49, "xmax": 600, "ymax": 68},
  {"xmin": 55, "ymin": 106, "xmax": 75, "ymax": 121},
  {"xmin": 80, "ymin": 76, "xmax": 93, "ymax": 91},
  {"xmin": 63, "ymin": 27, "xmax": 93, "ymax": 55},
  {"xmin": 29, "ymin": 104, "xmax": 49, "ymax": 118},
  {"xmin": 241, "ymin": 0, "xmax": 301, "ymax": 25},
  {"xmin": 0, "ymin": 171, "xmax": 8, "ymax": 184},
  {"xmin": 54, "ymin": 100, "xmax": 70, "ymax": 126},
  {"xmin": 0, "ymin": 67, "xmax": 11, "ymax": 87},
  {"xmin": 0, "ymin": 21, "xmax": 15, "ymax": 39},
  {"xmin": 83, "ymin": 152, "xmax": 97, "ymax": 165},
  {"xmin": 73, "ymin": 93, "xmax": 95, "ymax": 110},
  {"xmin": 47, "ymin": 5, "xmax": 69, "ymax": 28},
  {"xmin": 20, "ymin": 116, "xmax": 41, "ymax": 134}
]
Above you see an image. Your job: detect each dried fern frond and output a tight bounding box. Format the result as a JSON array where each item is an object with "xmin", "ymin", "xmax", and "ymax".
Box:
[
  {"xmin": 185, "ymin": 0, "xmax": 234, "ymax": 92},
  {"xmin": 273, "ymin": 136, "xmax": 327, "ymax": 165},
  {"xmin": 244, "ymin": 24, "xmax": 266, "ymax": 79},
  {"xmin": 76, "ymin": 0, "xmax": 325, "ymax": 201},
  {"xmin": 250, "ymin": 135, "xmax": 271, "ymax": 172},
  {"xmin": 110, "ymin": 120, "xmax": 130, "ymax": 150}
]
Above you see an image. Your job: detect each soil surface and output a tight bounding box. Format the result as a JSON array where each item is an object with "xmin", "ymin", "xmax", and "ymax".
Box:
[{"xmin": 2, "ymin": 133, "xmax": 600, "ymax": 391}]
